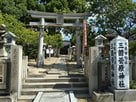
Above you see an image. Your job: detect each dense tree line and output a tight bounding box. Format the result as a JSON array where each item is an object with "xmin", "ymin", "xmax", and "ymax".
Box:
[
  {"xmin": 0, "ymin": 0, "xmax": 136, "ymax": 57},
  {"xmin": 87, "ymin": 0, "xmax": 136, "ymax": 55}
]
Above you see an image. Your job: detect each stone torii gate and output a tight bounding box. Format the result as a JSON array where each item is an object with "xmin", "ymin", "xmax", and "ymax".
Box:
[{"xmin": 28, "ymin": 10, "xmax": 90, "ymax": 67}]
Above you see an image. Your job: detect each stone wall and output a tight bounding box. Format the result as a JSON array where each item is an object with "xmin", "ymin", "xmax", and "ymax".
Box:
[
  {"xmin": 0, "ymin": 92, "xmax": 17, "ymax": 102},
  {"xmin": 84, "ymin": 46, "xmax": 136, "ymax": 100}
]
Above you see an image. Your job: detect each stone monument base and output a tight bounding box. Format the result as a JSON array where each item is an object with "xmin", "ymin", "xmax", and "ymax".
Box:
[
  {"xmin": 0, "ymin": 93, "xmax": 17, "ymax": 102},
  {"xmin": 114, "ymin": 89, "xmax": 136, "ymax": 102},
  {"xmin": 92, "ymin": 91, "xmax": 114, "ymax": 102}
]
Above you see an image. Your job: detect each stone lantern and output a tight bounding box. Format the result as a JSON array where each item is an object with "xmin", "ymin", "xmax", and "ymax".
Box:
[
  {"xmin": 3, "ymin": 31, "xmax": 17, "ymax": 59},
  {"xmin": 4, "ymin": 31, "xmax": 17, "ymax": 46},
  {"xmin": 0, "ymin": 24, "xmax": 10, "ymax": 95},
  {"xmin": 95, "ymin": 34, "xmax": 107, "ymax": 47},
  {"xmin": 95, "ymin": 34, "xmax": 107, "ymax": 60}
]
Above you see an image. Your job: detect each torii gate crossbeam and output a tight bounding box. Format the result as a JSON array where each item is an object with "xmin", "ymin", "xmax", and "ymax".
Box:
[{"xmin": 28, "ymin": 10, "xmax": 90, "ymax": 67}]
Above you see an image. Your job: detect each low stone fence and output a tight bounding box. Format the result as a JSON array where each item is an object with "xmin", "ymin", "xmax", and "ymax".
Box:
[{"xmin": 84, "ymin": 47, "xmax": 136, "ymax": 95}]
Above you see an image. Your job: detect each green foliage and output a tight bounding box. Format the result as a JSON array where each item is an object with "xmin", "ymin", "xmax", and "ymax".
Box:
[
  {"xmin": 88, "ymin": 33, "xmax": 95, "ymax": 47},
  {"xmin": 71, "ymin": 34, "xmax": 76, "ymax": 45},
  {"xmin": 0, "ymin": 0, "xmax": 135, "ymax": 55},
  {"xmin": 45, "ymin": 0, "xmax": 70, "ymax": 13},
  {"xmin": 27, "ymin": 0, "xmax": 37, "ymax": 10},
  {"xmin": 0, "ymin": 12, "xmax": 39, "ymax": 58},
  {"xmin": 0, "ymin": 13, "xmax": 39, "ymax": 45},
  {"xmin": 88, "ymin": 0, "xmax": 136, "ymax": 35},
  {"xmin": 130, "ymin": 80, "xmax": 136, "ymax": 89},
  {"xmin": 68, "ymin": 0, "xmax": 86, "ymax": 13},
  {"xmin": 44, "ymin": 33, "xmax": 63, "ymax": 48},
  {"xmin": 0, "ymin": 0, "xmax": 27, "ymax": 20},
  {"xmin": 23, "ymin": 44, "xmax": 38, "ymax": 59},
  {"xmin": 129, "ymin": 41, "xmax": 136, "ymax": 56}
]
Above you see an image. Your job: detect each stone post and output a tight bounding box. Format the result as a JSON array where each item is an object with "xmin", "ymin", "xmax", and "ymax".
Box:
[
  {"xmin": 10, "ymin": 45, "xmax": 22, "ymax": 98},
  {"xmin": 88, "ymin": 47, "xmax": 99, "ymax": 95},
  {"xmin": 84, "ymin": 55, "xmax": 89, "ymax": 77},
  {"xmin": 22, "ymin": 56, "xmax": 28, "ymax": 82},
  {"xmin": 97, "ymin": 60, "xmax": 110, "ymax": 90}
]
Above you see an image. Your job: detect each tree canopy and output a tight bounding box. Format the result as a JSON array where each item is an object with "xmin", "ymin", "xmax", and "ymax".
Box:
[
  {"xmin": 0, "ymin": 0, "xmax": 136, "ymax": 56},
  {"xmin": 87, "ymin": 0, "xmax": 136, "ymax": 36},
  {"xmin": 0, "ymin": 12, "xmax": 38, "ymax": 44}
]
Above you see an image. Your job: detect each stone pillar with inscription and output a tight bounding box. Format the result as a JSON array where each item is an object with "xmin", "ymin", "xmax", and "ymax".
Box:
[
  {"xmin": 88, "ymin": 47, "xmax": 99, "ymax": 95},
  {"xmin": 10, "ymin": 45, "xmax": 22, "ymax": 97},
  {"xmin": 110, "ymin": 36, "xmax": 129, "ymax": 89}
]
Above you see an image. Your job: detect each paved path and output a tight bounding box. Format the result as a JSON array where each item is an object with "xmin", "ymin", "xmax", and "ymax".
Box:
[
  {"xmin": 40, "ymin": 92, "xmax": 70, "ymax": 102},
  {"xmin": 39, "ymin": 56, "xmax": 72, "ymax": 102},
  {"xmin": 28, "ymin": 55, "xmax": 91, "ymax": 102}
]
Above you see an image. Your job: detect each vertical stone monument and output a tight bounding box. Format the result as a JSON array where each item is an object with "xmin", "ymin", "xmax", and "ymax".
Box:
[
  {"xmin": 10, "ymin": 45, "xmax": 22, "ymax": 97},
  {"xmin": 88, "ymin": 47, "xmax": 99, "ymax": 96},
  {"xmin": 110, "ymin": 36, "xmax": 129, "ymax": 89}
]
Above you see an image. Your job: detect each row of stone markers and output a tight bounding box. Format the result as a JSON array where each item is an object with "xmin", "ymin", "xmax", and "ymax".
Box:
[
  {"xmin": 84, "ymin": 34, "xmax": 136, "ymax": 102},
  {"xmin": 0, "ymin": 24, "xmax": 28, "ymax": 102}
]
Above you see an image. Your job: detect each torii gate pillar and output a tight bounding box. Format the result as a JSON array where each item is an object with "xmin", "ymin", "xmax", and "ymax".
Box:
[
  {"xmin": 37, "ymin": 18, "xmax": 44, "ymax": 67},
  {"xmin": 76, "ymin": 19, "xmax": 82, "ymax": 66}
]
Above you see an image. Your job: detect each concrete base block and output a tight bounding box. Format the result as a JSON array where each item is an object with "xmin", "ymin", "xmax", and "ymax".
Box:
[
  {"xmin": 92, "ymin": 91, "xmax": 114, "ymax": 102},
  {"xmin": 114, "ymin": 89, "xmax": 136, "ymax": 102},
  {"xmin": 0, "ymin": 93, "xmax": 17, "ymax": 102}
]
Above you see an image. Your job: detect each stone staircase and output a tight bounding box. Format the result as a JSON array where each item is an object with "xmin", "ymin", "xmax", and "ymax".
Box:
[
  {"xmin": 18, "ymin": 57, "xmax": 90, "ymax": 102},
  {"xmin": 18, "ymin": 74, "xmax": 89, "ymax": 101}
]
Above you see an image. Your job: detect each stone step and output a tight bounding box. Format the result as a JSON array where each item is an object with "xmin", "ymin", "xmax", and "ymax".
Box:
[
  {"xmin": 18, "ymin": 95, "xmax": 35, "ymax": 102},
  {"xmin": 27, "ymin": 73, "xmax": 85, "ymax": 78},
  {"xmin": 23, "ymin": 82, "xmax": 88, "ymax": 88},
  {"xmin": 46, "ymin": 71, "xmax": 62, "ymax": 74},
  {"xmin": 25, "ymin": 77, "xmax": 86, "ymax": 83},
  {"xmin": 21, "ymin": 87, "xmax": 89, "ymax": 95},
  {"xmin": 27, "ymin": 74, "xmax": 45, "ymax": 78},
  {"xmin": 44, "ymin": 74, "xmax": 85, "ymax": 78},
  {"xmin": 18, "ymin": 100, "xmax": 32, "ymax": 102},
  {"xmin": 74, "ymin": 94, "xmax": 90, "ymax": 98},
  {"xmin": 26, "ymin": 75, "xmax": 86, "ymax": 80}
]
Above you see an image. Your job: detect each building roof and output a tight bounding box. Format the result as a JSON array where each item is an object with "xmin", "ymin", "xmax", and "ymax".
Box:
[
  {"xmin": 3, "ymin": 31, "xmax": 17, "ymax": 38},
  {"xmin": 95, "ymin": 34, "xmax": 107, "ymax": 40}
]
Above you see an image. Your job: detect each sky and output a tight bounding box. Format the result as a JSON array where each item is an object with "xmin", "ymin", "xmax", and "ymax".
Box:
[
  {"xmin": 133, "ymin": 0, "xmax": 136, "ymax": 2},
  {"xmin": 60, "ymin": 28, "xmax": 72, "ymax": 41}
]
